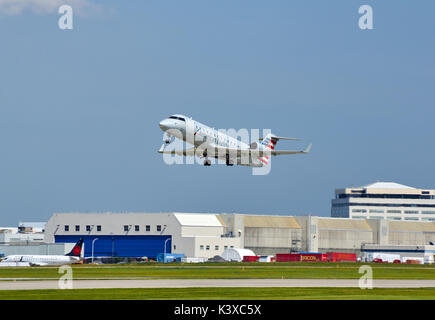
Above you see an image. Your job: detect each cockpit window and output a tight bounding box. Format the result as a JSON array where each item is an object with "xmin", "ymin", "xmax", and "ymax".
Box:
[{"xmin": 169, "ymin": 116, "xmax": 185, "ymax": 122}]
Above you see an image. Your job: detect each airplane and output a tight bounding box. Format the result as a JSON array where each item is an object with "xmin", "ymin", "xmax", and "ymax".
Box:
[
  {"xmin": 158, "ymin": 114, "xmax": 312, "ymax": 167},
  {"xmin": 0, "ymin": 239, "xmax": 84, "ymax": 266}
]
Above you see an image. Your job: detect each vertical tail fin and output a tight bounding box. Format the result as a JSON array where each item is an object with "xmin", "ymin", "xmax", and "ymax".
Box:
[
  {"xmin": 258, "ymin": 134, "xmax": 300, "ymax": 165},
  {"xmin": 258, "ymin": 133, "xmax": 278, "ymax": 165},
  {"xmin": 65, "ymin": 238, "xmax": 84, "ymax": 257}
]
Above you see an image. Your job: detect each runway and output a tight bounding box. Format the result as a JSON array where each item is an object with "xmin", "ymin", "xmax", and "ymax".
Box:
[{"xmin": 1, "ymin": 279, "xmax": 435, "ymax": 290}]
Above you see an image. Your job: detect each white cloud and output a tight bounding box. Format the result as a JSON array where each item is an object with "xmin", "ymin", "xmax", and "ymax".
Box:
[{"xmin": 0, "ymin": 0, "xmax": 106, "ymax": 17}]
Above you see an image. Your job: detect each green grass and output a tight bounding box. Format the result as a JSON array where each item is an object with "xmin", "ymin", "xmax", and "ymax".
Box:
[
  {"xmin": 1, "ymin": 287, "xmax": 435, "ymax": 300},
  {"xmin": 1, "ymin": 262, "xmax": 435, "ymax": 280}
]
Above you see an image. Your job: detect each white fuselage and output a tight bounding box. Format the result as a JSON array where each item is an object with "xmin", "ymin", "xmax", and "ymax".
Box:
[
  {"xmin": 159, "ymin": 115, "xmax": 263, "ymax": 166},
  {"xmin": 0, "ymin": 255, "xmax": 79, "ymax": 266}
]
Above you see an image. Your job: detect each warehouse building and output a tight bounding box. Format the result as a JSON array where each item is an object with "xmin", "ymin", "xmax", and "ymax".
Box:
[
  {"xmin": 44, "ymin": 212, "xmax": 435, "ymax": 259},
  {"xmin": 45, "ymin": 212, "xmax": 240, "ymax": 259},
  {"xmin": 0, "ymin": 222, "xmax": 46, "ymax": 245},
  {"xmin": 331, "ymin": 182, "xmax": 435, "ymax": 221},
  {"xmin": 218, "ymin": 214, "xmax": 435, "ymax": 256},
  {"xmin": 361, "ymin": 244, "xmax": 435, "ymax": 264},
  {"xmin": 219, "ymin": 214, "xmax": 303, "ymax": 255}
]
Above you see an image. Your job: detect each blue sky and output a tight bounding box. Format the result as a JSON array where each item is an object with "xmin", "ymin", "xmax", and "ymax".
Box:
[{"xmin": 0, "ymin": 1, "xmax": 434, "ymax": 225}]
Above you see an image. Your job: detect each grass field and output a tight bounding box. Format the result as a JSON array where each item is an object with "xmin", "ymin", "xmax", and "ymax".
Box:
[
  {"xmin": 1, "ymin": 263, "xmax": 435, "ymax": 300},
  {"xmin": 0, "ymin": 262, "xmax": 435, "ymax": 280},
  {"xmin": 1, "ymin": 287, "xmax": 435, "ymax": 300}
]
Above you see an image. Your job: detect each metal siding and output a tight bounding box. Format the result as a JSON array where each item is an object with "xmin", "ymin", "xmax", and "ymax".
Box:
[{"xmin": 55, "ymin": 235, "xmax": 171, "ymax": 258}]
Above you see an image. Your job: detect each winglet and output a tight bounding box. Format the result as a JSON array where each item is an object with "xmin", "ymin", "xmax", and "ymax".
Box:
[{"xmin": 303, "ymin": 143, "xmax": 312, "ymax": 153}]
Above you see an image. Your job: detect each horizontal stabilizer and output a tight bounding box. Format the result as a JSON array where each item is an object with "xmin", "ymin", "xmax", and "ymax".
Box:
[
  {"xmin": 259, "ymin": 136, "xmax": 300, "ymax": 141},
  {"xmin": 271, "ymin": 143, "xmax": 312, "ymax": 156}
]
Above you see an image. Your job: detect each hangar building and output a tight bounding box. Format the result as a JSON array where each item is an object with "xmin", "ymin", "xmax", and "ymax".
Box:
[
  {"xmin": 45, "ymin": 212, "xmax": 435, "ymax": 259},
  {"xmin": 45, "ymin": 212, "xmax": 240, "ymax": 259}
]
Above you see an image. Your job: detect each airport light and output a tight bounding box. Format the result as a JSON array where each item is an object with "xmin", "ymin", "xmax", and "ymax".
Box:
[
  {"xmin": 163, "ymin": 238, "xmax": 170, "ymax": 263},
  {"xmin": 91, "ymin": 238, "xmax": 99, "ymax": 264}
]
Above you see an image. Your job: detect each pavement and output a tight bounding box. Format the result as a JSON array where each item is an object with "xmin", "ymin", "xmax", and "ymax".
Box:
[{"xmin": 1, "ymin": 279, "xmax": 435, "ymax": 290}]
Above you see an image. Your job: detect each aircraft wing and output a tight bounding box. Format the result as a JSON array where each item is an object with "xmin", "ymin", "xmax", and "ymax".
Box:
[
  {"xmin": 211, "ymin": 144, "xmax": 312, "ymax": 157},
  {"xmin": 158, "ymin": 144, "xmax": 197, "ymax": 156},
  {"xmin": 158, "ymin": 144, "xmax": 231, "ymax": 158},
  {"xmin": 271, "ymin": 144, "xmax": 312, "ymax": 156},
  {"xmin": 29, "ymin": 262, "xmax": 49, "ymax": 266},
  {"xmin": 158, "ymin": 143, "xmax": 312, "ymax": 158},
  {"xmin": 207, "ymin": 146, "xmax": 251, "ymax": 158},
  {"xmin": 157, "ymin": 145, "xmax": 248, "ymax": 159}
]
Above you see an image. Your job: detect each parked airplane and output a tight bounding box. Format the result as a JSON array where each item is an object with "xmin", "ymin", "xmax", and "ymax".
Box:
[
  {"xmin": 158, "ymin": 114, "xmax": 312, "ymax": 167},
  {"xmin": 0, "ymin": 239, "xmax": 84, "ymax": 266}
]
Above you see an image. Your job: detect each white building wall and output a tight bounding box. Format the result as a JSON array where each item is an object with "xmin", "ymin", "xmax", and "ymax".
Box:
[
  {"xmin": 44, "ymin": 213, "xmax": 179, "ymax": 243},
  {"xmin": 181, "ymin": 226, "xmax": 224, "ymax": 237},
  {"xmin": 45, "ymin": 212, "xmax": 241, "ymax": 259},
  {"xmin": 0, "ymin": 233, "xmax": 45, "ymax": 244},
  {"xmin": 193, "ymin": 236, "xmax": 241, "ymax": 259}
]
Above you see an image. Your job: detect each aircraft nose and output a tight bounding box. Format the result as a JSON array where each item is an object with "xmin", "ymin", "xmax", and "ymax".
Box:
[{"xmin": 159, "ymin": 119, "xmax": 171, "ymax": 131}]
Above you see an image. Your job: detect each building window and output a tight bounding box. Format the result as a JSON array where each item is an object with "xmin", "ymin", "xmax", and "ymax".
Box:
[
  {"xmin": 124, "ymin": 225, "xmax": 129, "ymax": 232},
  {"xmin": 352, "ymin": 209, "xmax": 367, "ymax": 213},
  {"xmin": 135, "ymin": 225, "xmax": 139, "ymax": 232},
  {"xmin": 174, "ymin": 245, "xmax": 176, "ymax": 250},
  {"xmin": 387, "ymin": 210, "xmax": 401, "ymax": 214},
  {"xmin": 145, "ymin": 225, "xmax": 150, "ymax": 232},
  {"xmin": 405, "ymin": 210, "xmax": 419, "ymax": 214},
  {"xmin": 405, "ymin": 217, "xmax": 419, "ymax": 221},
  {"xmin": 230, "ymin": 246, "xmax": 234, "ymax": 248},
  {"xmin": 224, "ymin": 246, "xmax": 228, "ymax": 250},
  {"xmin": 215, "ymin": 245, "xmax": 219, "ymax": 250},
  {"xmin": 75, "ymin": 225, "xmax": 80, "ymax": 232},
  {"xmin": 422, "ymin": 211, "xmax": 435, "ymax": 215},
  {"xmin": 64, "ymin": 225, "xmax": 69, "ymax": 232},
  {"xmin": 157, "ymin": 225, "xmax": 161, "ymax": 232},
  {"xmin": 97, "ymin": 225, "xmax": 101, "ymax": 232},
  {"xmin": 200, "ymin": 245, "xmax": 204, "ymax": 250},
  {"xmin": 86, "ymin": 225, "xmax": 91, "ymax": 232},
  {"xmin": 369, "ymin": 209, "xmax": 384, "ymax": 213},
  {"xmin": 206, "ymin": 245, "xmax": 210, "ymax": 250}
]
